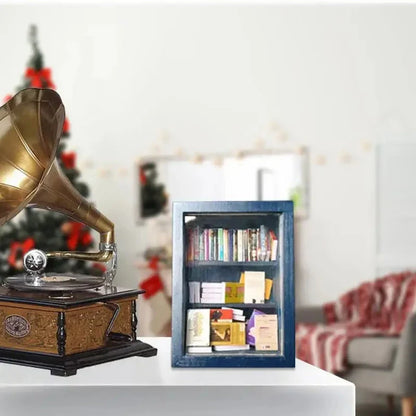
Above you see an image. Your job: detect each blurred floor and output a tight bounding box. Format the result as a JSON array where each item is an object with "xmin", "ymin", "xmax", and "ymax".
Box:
[{"xmin": 357, "ymin": 389, "xmax": 404, "ymax": 416}]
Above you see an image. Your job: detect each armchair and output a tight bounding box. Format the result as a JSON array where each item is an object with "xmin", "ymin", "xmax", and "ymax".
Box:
[{"xmin": 296, "ymin": 306, "xmax": 416, "ymax": 416}]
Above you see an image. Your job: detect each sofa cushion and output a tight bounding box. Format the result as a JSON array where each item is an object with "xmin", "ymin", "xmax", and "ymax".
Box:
[{"xmin": 347, "ymin": 336, "xmax": 399, "ymax": 370}]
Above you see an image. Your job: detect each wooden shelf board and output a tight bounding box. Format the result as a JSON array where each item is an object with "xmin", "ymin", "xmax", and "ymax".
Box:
[{"xmin": 187, "ymin": 261, "xmax": 278, "ymax": 267}]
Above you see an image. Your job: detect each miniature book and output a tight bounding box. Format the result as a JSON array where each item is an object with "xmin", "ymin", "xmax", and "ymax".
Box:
[
  {"xmin": 211, "ymin": 322, "xmax": 246, "ymax": 346},
  {"xmin": 187, "ymin": 346, "xmax": 212, "ymax": 354},
  {"xmin": 225, "ymin": 282, "xmax": 244, "ymax": 303},
  {"xmin": 186, "ymin": 309, "xmax": 210, "ymax": 347},
  {"xmin": 213, "ymin": 345, "xmax": 250, "ymax": 352},
  {"xmin": 246, "ymin": 309, "xmax": 266, "ymax": 345},
  {"xmin": 210, "ymin": 308, "xmax": 233, "ymax": 322},
  {"xmin": 243, "ymin": 271, "xmax": 265, "ymax": 303},
  {"xmin": 254, "ymin": 314, "xmax": 278, "ymax": 351},
  {"xmin": 265, "ymin": 278, "xmax": 273, "ymax": 300}
]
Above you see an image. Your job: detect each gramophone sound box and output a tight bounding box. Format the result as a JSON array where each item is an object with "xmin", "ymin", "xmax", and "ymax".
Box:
[{"xmin": 0, "ymin": 88, "xmax": 157, "ymax": 376}]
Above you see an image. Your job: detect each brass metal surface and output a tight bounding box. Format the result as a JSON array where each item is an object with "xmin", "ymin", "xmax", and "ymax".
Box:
[{"xmin": 0, "ymin": 88, "xmax": 114, "ymax": 263}]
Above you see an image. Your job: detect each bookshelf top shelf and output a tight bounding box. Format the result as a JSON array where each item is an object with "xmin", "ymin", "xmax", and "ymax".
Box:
[{"xmin": 187, "ymin": 261, "xmax": 278, "ymax": 267}]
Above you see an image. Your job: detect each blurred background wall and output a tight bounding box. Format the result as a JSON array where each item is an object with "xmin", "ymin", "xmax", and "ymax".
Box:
[{"xmin": 0, "ymin": 3, "xmax": 414, "ymax": 335}]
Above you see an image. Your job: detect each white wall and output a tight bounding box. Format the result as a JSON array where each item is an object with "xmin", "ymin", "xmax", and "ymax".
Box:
[{"xmin": 1, "ymin": 3, "xmax": 415, "ymax": 333}]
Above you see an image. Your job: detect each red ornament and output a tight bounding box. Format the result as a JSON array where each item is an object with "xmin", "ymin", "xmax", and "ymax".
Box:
[
  {"xmin": 8, "ymin": 238, "xmax": 35, "ymax": 268},
  {"xmin": 139, "ymin": 167, "xmax": 147, "ymax": 185},
  {"xmin": 61, "ymin": 152, "xmax": 76, "ymax": 169},
  {"xmin": 148, "ymin": 255, "xmax": 159, "ymax": 271},
  {"xmin": 2, "ymin": 95, "xmax": 12, "ymax": 103},
  {"xmin": 92, "ymin": 262, "xmax": 107, "ymax": 273},
  {"xmin": 66, "ymin": 222, "xmax": 92, "ymax": 250},
  {"xmin": 25, "ymin": 67, "xmax": 56, "ymax": 89},
  {"xmin": 140, "ymin": 274, "xmax": 164, "ymax": 299},
  {"xmin": 80, "ymin": 231, "xmax": 93, "ymax": 246},
  {"xmin": 62, "ymin": 118, "xmax": 70, "ymax": 134}
]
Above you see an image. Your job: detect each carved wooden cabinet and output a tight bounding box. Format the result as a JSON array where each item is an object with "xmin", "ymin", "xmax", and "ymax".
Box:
[{"xmin": 0, "ymin": 286, "xmax": 156, "ymax": 375}]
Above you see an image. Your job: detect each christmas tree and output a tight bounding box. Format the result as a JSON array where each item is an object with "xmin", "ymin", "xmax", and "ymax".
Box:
[
  {"xmin": 140, "ymin": 162, "xmax": 168, "ymax": 218},
  {"xmin": 0, "ymin": 25, "xmax": 102, "ymax": 278}
]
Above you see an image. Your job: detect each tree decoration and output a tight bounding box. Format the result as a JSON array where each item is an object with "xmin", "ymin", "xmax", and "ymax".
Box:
[
  {"xmin": 295, "ymin": 145, "xmax": 306, "ymax": 155},
  {"xmin": 25, "ymin": 67, "xmax": 55, "ymax": 89},
  {"xmin": 275, "ymin": 130, "xmax": 288, "ymax": 142},
  {"xmin": 0, "ymin": 25, "xmax": 101, "ymax": 278},
  {"xmin": 61, "ymin": 151, "xmax": 76, "ymax": 169},
  {"xmin": 361, "ymin": 139, "xmax": 373, "ymax": 152},
  {"xmin": 98, "ymin": 168, "xmax": 112, "ymax": 178},
  {"xmin": 315, "ymin": 154, "xmax": 327, "ymax": 165},
  {"xmin": 213, "ymin": 156, "xmax": 223, "ymax": 166},
  {"xmin": 175, "ymin": 147, "xmax": 185, "ymax": 157},
  {"xmin": 192, "ymin": 154, "xmax": 204, "ymax": 164},
  {"xmin": 140, "ymin": 162, "xmax": 168, "ymax": 218},
  {"xmin": 339, "ymin": 151, "xmax": 352, "ymax": 164},
  {"xmin": 61, "ymin": 221, "xmax": 93, "ymax": 251},
  {"xmin": 139, "ymin": 255, "xmax": 172, "ymax": 336},
  {"xmin": 8, "ymin": 238, "xmax": 35, "ymax": 270}
]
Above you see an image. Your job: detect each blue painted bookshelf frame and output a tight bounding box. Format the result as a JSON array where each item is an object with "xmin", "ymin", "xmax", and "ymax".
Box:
[{"xmin": 171, "ymin": 201, "xmax": 295, "ymax": 368}]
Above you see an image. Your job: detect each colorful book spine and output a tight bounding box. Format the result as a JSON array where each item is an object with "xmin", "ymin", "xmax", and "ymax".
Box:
[
  {"xmin": 228, "ymin": 230, "xmax": 233, "ymax": 262},
  {"xmin": 270, "ymin": 230, "xmax": 278, "ymax": 261},
  {"xmin": 247, "ymin": 229, "xmax": 252, "ymax": 261},
  {"xmin": 204, "ymin": 229, "xmax": 209, "ymax": 261},
  {"xmin": 213, "ymin": 229, "xmax": 218, "ymax": 261},
  {"xmin": 259, "ymin": 225, "xmax": 267, "ymax": 261},
  {"xmin": 218, "ymin": 228, "xmax": 224, "ymax": 261},
  {"xmin": 233, "ymin": 230, "xmax": 238, "ymax": 261},
  {"xmin": 188, "ymin": 228, "xmax": 194, "ymax": 262},
  {"xmin": 194, "ymin": 226, "xmax": 200, "ymax": 261},
  {"xmin": 209, "ymin": 229, "xmax": 214, "ymax": 261},
  {"xmin": 237, "ymin": 229, "xmax": 243, "ymax": 261},
  {"xmin": 243, "ymin": 229, "xmax": 248, "ymax": 262},
  {"xmin": 223, "ymin": 229, "xmax": 229, "ymax": 262},
  {"xmin": 251, "ymin": 228, "xmax": 257, "ymax": 262},
  {"xmin": 188, "ymin": 225, "xmax": 278, "ymax": 262},
  {"xmin": 256, "ymin": 228, "xmax": 260, "ymax": 260}
]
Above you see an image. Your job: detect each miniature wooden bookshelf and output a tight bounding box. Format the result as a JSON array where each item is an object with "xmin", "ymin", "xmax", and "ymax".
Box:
[{"xmin": 172, "ymin": 201, "xmax": 295, "ymax": 368}]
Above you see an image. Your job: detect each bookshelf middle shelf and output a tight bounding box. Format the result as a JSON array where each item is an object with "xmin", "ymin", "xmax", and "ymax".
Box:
[{"xmin": 188, "ymin": 302, "xmax": 278, "ymax": 309}]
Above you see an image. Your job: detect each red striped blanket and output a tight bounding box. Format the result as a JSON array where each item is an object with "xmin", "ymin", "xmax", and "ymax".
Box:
[{"xmin": 296, "ymin": 271, "xmax": 416, "ymax": 373}]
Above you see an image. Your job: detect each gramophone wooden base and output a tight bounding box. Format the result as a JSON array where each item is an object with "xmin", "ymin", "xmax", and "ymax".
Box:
[
  {"xmin": 0, "ymin": 339, "xmax": 157, "ymax": 376},
  {"xmin": 0, "ymin": 285, "xmax": 157, "ymax": 375}
]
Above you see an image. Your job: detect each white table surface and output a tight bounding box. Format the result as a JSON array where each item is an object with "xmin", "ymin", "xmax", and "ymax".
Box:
[{"xmin": 0, "ymin": 337, "xmax": 355, "ymax": 416}]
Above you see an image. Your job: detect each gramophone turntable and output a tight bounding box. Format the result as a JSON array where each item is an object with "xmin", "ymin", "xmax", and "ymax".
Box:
[{"xmin": 0, "ymin": 88, "xmax": 157, "ymax": 376}]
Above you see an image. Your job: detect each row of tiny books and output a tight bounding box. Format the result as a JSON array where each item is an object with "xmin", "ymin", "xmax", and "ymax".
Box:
[
  {"xmin": 188, "ymin": 271, "xmax": 272, "ymax": 304},
  {"xmin": 186, "ymin": 308, "xmax": 278, "ymax": 353},
  {"xmin": 187, "ymin": 225, "xmax": 278, "ymax": 263}
]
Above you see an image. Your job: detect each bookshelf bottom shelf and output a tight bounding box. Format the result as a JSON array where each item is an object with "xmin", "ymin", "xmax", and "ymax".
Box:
[{"xmin": 186, "ymin": 350, "xmax": 281, "ymax": 357}]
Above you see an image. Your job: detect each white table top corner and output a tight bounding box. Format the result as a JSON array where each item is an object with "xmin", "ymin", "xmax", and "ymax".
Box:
[{"xmin": 0, "ymin": 337, "xmax": 355, "ymax": 416}]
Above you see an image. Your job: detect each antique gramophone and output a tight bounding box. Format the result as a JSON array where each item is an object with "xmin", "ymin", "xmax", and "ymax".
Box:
[{"xmin": 0, "ymin": 88, "xmax": 156, "ymax": 376}]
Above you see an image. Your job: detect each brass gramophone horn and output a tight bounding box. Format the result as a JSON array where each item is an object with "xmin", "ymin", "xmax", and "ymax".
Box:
[{"xmin": 0, "ymin": 88, "xmax": 115, "ymax": 278}]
